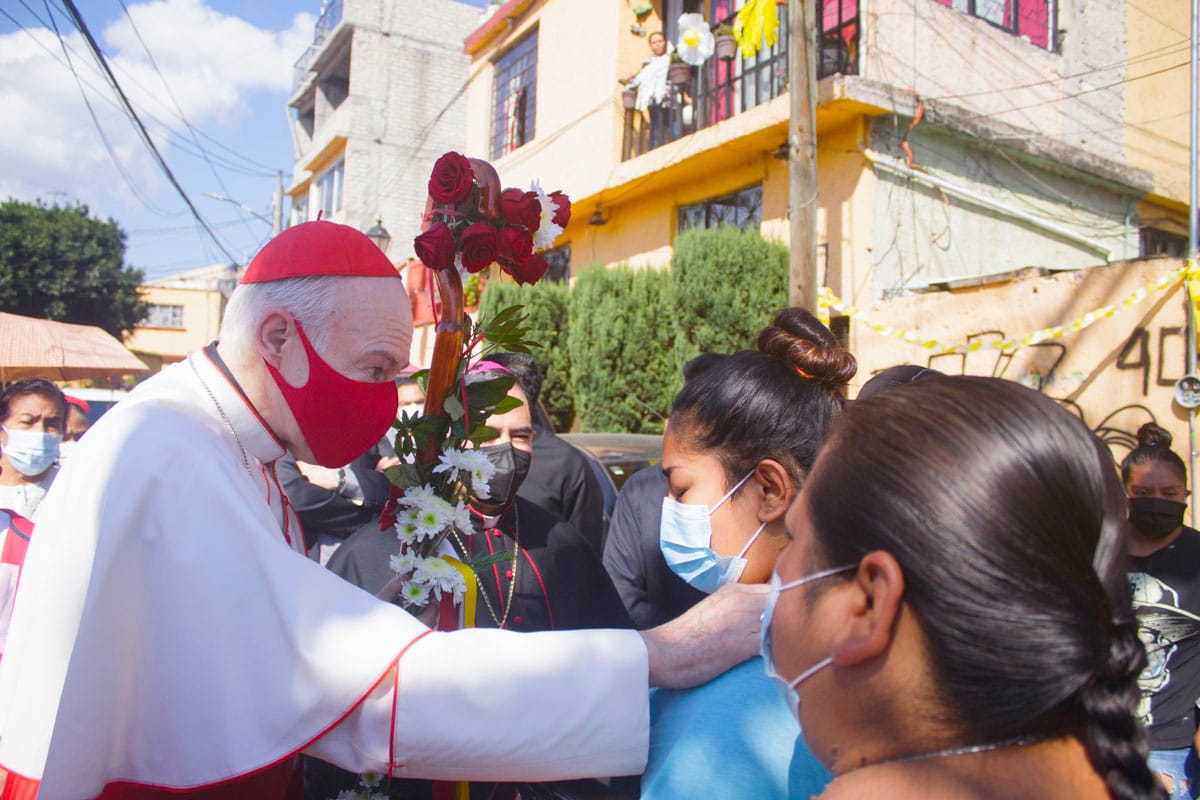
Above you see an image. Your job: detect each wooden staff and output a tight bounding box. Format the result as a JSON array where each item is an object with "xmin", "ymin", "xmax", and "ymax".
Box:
[{"xmin": 415, "ymin": 157, "xmax": 501, "ymax": 467}]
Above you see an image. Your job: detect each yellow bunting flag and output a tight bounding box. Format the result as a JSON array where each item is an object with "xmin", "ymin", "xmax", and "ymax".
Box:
[{"xmin": 817, "ymin": 268, "xmax": 1185, "ymax": 354}]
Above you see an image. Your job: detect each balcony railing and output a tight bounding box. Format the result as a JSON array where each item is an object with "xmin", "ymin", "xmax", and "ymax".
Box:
[
  {"xmin": 622, "ymin": 0, "xmax": 859, "ymax": 162},
  {"xmin": 292, "ymin": 0, "xmax": 345, "ymax": 91}
]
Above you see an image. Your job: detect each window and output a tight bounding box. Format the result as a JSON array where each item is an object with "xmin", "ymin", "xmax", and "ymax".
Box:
[
  {"xmin": 491, "ymin": 30, "xmax": 538, "ymax": 159},
  {"xmin": 315, "ymin": 159, "xmax": 344, "ymax": 216},
  {"xmin": 140, "ymin": 304, "xmax": 185, "ymax": 330},
  {"xmin": 678, "ymin": 185, "xmax": 763, "ymax": 233},
  {"xmin": 542, "ymin": 244, "xmax": 571, "ymax": 283},
  {"xmin": 932, "ymin": 0, "xmax": 1054, "ymax": 49},
  {"xmin": 1141, "ymin": 228, "xmax": 1188, "ymax": 259},
  {"xmin": 290, "ymin": 193, "xmax": 309, "ymax": 225}
]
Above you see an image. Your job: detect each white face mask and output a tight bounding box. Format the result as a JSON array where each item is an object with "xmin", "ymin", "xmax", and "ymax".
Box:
[
  {"xmin": 660, "ymin": 471, "xmax": 767, "ymax": 593},
  {"xmin": 2, "ymin": 427, "xmax": 61, "ymax": 478},
  {"xmin": 760, "ymin": 564, "xmax": 857, "ymax": 721}
]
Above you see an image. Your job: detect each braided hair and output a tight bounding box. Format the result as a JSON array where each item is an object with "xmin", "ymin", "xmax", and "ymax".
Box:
[{"xmin": 803, "ymin": 376, "xmax": 1163, "ymax": 800}]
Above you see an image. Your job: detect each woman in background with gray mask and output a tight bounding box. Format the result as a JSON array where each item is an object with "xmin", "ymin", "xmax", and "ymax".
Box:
[
  {"xmin": 764, "ymin": 375, "xmax": 1162, "ymax": 800},
  {"xmin": 1122, "ymin": 422, "xmax": 1200, "ymax": 799},
  {"xmin": 644, "ymin": 306, "xmax": 855, "ymax": 800}
]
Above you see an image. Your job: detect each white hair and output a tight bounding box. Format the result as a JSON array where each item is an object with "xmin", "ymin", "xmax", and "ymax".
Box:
[{"xmin": 219, "ymin": 276, "xmax": 340, "ymax": 361}]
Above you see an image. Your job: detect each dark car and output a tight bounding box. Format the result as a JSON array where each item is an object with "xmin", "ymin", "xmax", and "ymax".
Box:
[{"xmin": 559, "ymin": 433, "xmax": 662, "ymax": 531}]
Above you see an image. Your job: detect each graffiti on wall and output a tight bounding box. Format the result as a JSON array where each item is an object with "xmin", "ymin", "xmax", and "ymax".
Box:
[{"xmin": 891, "ymin": 325, "xmax": 1188, "ymax": 459}]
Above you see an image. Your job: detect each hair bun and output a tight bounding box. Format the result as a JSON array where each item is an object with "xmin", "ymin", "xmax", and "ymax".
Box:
[
  {"xmin": 756, "ymin": 307, "xmax": 857, "ymax": 389},
  {"xmin": 1136, "ymin": 422, "xmax": 1172, "ymax": 450}
]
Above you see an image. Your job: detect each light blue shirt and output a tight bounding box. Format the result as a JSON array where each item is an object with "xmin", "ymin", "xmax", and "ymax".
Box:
[{"xmin": 641, "ymin": 657, "xmax": 832, "ymax": 800}]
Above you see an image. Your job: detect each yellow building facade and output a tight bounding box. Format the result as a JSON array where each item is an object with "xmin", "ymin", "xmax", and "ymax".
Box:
[
  {"xmin": 125, "ymin": 264, "xmax": 235, "ymax": 368},
  {"xmin": 461, "ymin": 0, "xmax": 1191, "ymax": 443}
]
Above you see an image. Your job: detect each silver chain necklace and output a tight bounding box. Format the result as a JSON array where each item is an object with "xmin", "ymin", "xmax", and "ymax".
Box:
[
  {"xmin": 844, "ymin": 734, "xmax": 1045, "ymax": 774},
  {"xmin": 189, "ymin": 356, "xmax": 252, "ymax": 476}
]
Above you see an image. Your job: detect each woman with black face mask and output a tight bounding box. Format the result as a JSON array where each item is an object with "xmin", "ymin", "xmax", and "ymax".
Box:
[{"xmin": 1122, "ymin": 422, "xmax": 1200, "ymax": 799}]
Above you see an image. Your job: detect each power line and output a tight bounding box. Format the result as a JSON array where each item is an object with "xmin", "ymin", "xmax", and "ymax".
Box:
[
  {"xmin": 28, "ymin": 2, "xmax": 172, "ymax": 215},
  {"xmin": 12, "ymin": 0, "xmax": 280, "ymax": 179},
  {"xmin": 59, "ymin": 0, "xmax": 237, "ymax": 263},
  {"xmin": 114, "ymin": 0, "xmax": 259, "ymax": 243}
]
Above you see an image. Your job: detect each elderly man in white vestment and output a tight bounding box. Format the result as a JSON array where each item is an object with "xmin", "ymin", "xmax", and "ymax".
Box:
[{"xmin": 0, "ymin": 221, "xmax": 764, "ymax": 800}]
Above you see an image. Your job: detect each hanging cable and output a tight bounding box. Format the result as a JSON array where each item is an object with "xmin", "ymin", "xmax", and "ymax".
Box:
[{"xmin": 59, "ymin": 0, "xmax": 238, "ymax": 264}]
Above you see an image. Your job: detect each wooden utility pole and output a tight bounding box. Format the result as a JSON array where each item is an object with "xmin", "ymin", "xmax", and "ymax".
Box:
[{"xmin": 788, "ymin": 0, "xmax": 819, "ymax": 311}]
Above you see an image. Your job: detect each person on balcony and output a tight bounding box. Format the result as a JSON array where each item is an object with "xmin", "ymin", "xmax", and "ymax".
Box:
[{"xmin": 624, "ymin": 31, "xmax": 675, "ymax": 150}]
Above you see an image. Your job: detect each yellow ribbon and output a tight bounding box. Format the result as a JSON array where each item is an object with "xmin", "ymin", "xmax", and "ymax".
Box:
[
  {"xmin": 441, "ymin": 554, "xmax": 477, "ymax": 630},
  {"xmin": 817, "ymin": 268, "xmax": 1185, "ymax": 354},
  {"xmin": 440, "ymin": 554, "xmax": 476, "ymax": 800},
  {"xmin": 733, "ymin": 0, "xmax": 780, "ymax": 59}
]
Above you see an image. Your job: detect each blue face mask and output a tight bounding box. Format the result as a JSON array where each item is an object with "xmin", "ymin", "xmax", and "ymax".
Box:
[
  {"xmin": 2, "ymin": 427, "xmax": 61, "ymax": 478},
  {"xmin": 761, "ymin": 563, "xmax": 856, "ymax": 721},
  {"xmin": 660, "ymin": 471, "xmax": 767, "ymax": 593}
]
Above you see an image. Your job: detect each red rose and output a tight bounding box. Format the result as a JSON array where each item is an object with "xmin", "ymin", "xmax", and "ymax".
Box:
[
  {"xmin": 460, "ymin": 222, "xmax": 499, "ymax": 273},
  {"xmin": 413, "ymin": 221, "xmax": 456, "ymax": 271},
  {"xmin": 497, "ymin": 226, "xmax": 534, "ymax": 267},
  {"xmin": 428, "ymin": 152, "xmax": 474, "ymax": 204},
  {"xmin": 499, "ymin": 188, "xmax": 542, "ymax": 231},
  {"xmin": 549, "ymin": 191, "xmax": 571, "ymax": 227},
  {"xmin": 509, "ymin": 252, "xmax": 549, "ymax": 285}
]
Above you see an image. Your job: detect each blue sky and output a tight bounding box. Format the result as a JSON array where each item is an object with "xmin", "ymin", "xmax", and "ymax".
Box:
[{"xmin": 0, "ymin": 0, "xmax": 491, "ymax": 279}]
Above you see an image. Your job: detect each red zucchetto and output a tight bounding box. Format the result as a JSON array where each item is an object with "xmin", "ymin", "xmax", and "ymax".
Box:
[{"xmin": 240, "ymin": 220, "xmax": 399, "ymax": 284}]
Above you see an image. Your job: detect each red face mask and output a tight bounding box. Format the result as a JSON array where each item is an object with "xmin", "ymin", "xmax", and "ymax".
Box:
[{"xmin": 264, "ymin": 320, "xmax": 398, "ymax": 468}]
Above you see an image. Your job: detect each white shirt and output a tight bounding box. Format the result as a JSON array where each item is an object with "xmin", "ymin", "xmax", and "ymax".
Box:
[
  {"xmin": 0, "ymin": 350, "xmax": 649, "ymax": 797},
  {"xmin": 0, "ymin": 464, "xmax": 58, "ymax": 521}
]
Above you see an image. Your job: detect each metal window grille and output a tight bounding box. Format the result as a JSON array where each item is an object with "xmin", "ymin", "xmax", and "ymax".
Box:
[
  {"xmin": 932, "ymin": 0, "xmax": 1054, "ymax": 49},
  {"xmin": 677, "ymin": 185, "xmax": 763, "ymax": 233},
  {"xmin": 491, "ymin": 31, "xmax": 539, "ymax": 159},
  {"xmin": 141, "ymin": 304, "xmax": 185, "ymax": 330},
  {"xmin": 542, "ymin": 244, "xmax": 571, "ymax": 283}
]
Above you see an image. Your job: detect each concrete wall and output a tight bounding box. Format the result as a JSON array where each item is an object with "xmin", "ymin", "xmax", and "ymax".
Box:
[
  {"xmin": 288, "ymin": 0, "xmax": 478, "ymax": 263},
  {"xmin": 867, "ymin": 0, "xmax": 1128, "ymax": 166},
  {"xmin": 1122, "ymin": 0, "xmax": 1191, "ymax": 206},
  {"xmin": 861, "ymin": 116, "xmax": 1140, "ymax": 299},
  {"xmin": 845, "ymin": 256, "xmax": 1190, "ymax": 462}
]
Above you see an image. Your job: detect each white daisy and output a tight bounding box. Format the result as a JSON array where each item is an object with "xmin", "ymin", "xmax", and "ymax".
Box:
[
  {"xmin": 452, "ymin": 500, "xmax": 474, "ymax": 535},
  {"xmin": 433, "ymin": 448, "xmax": 495, "ymax": 490},
  {"xmin": 400, "ymin": 580, "xmax": 431, "ymax": 607},
  {"xmin": 389, "ymin": 551, "xmax": 418, "ymax": 575}
]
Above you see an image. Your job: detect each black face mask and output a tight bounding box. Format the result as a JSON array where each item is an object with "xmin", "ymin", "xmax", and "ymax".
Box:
[
  {"xmin": 475, "ymin": 443, "xmax": 532, "ymax": 507},
  {"xmin": 1128, "ymin": 496, "xmax": 1187, "ymax": 539}
]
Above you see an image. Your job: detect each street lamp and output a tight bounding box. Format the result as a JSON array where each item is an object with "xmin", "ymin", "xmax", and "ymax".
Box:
[{"xmin": 365, "ymin": 219, "xmax": 392, "ymax": 255}]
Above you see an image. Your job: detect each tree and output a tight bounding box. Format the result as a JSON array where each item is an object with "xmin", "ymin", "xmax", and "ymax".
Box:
[
  {"xmin": 0, "ymin": 199, "xmax": 146, "ymax": 339},
  {"xmin": 568, "ymin": 264, "xmax": 675, "ymax": 433},
  {"xmin": 669, "ymin": 225, "xmax": 789, "ymax": 392},
  {"xmin": 479, "ymin": 278, "xmax": 576, "ymax": 431}
]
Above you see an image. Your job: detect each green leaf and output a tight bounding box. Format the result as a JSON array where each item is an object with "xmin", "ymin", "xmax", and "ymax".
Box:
[
  {"xmin": 463, "ymin": 550, "xmax": 516, "ymax": 572},
  {"xmin": 490, "ymin": 395, "xmax": 523, "ymax": 415},
  {"xmin": 443, "ymin": 394, "xmax": 465, "ymax": 421},
  {"xmin": 384, "ymin": 462, "xmax": 422, "ymax": 490},
  {"xmin": 467, "ymin": 424, "xmax": 499, "ymax": 444}
]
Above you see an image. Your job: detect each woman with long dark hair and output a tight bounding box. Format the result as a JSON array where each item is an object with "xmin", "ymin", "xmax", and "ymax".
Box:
[
  {"xmin": 1122, "ymin": 423, "xmax": 1200, "ymax": 799},
  {"xmin": 642, "ymin": 307, "xmax": 855, "ymax": 800},
  {"xmin": 764, "ymin": 375, "xmax": 1162, "ymax": 800}
]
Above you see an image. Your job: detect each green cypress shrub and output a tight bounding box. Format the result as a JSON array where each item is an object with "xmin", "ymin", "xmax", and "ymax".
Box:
[
  {"xmin": 568, "ymin": 264, "xmax": 674, "ymax": 433},
  {"xmin": 478, "ymin": 278, "xmax": 575, "ymax": 432},
  {"xmin": 669, "ymin": 226, "xmax": 790, "ymax": 389}
]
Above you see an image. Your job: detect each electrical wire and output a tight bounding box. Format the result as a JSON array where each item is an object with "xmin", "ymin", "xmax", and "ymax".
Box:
[
  {"xmin": 59, "ymin": 0, "xmax": 237, "ymax": 264},
  {"xmin": 113, "ymin": 0, "xmax": 260, "ymax": 243}
]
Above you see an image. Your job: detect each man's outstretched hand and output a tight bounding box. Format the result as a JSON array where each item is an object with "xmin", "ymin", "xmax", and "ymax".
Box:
[{"xmin": 641, "ymin": 583, "xmax": 769, "ymax": 689}]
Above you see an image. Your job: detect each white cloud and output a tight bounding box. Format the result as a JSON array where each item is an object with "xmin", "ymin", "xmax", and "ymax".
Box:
[{"xmin": 0, "ymin": 0, "xmax": 313, "ymax": 212}]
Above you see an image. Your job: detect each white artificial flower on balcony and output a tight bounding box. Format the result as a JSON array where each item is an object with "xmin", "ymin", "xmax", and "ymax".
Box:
[{"xmin": 676, "ymin": 13, "xmax": 714, "ymax": 66}]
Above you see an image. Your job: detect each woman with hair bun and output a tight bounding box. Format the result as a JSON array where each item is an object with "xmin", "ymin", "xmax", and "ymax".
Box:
[
  {"xmin": 764, "ymin": 375, "xmax": 1163, "ymax": 800},
  {"xmin": 1122, "ymin": 423, "xmax": 1200, "ymax": 799},
  {"xmin": 641, "ymin": 307, "xmax": 855, "ymax": 800}
]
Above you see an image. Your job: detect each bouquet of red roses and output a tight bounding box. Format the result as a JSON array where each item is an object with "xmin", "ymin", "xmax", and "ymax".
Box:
[{"xmin": 413, "ymin": 151, "xmax": 571, "ymax": 285}]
